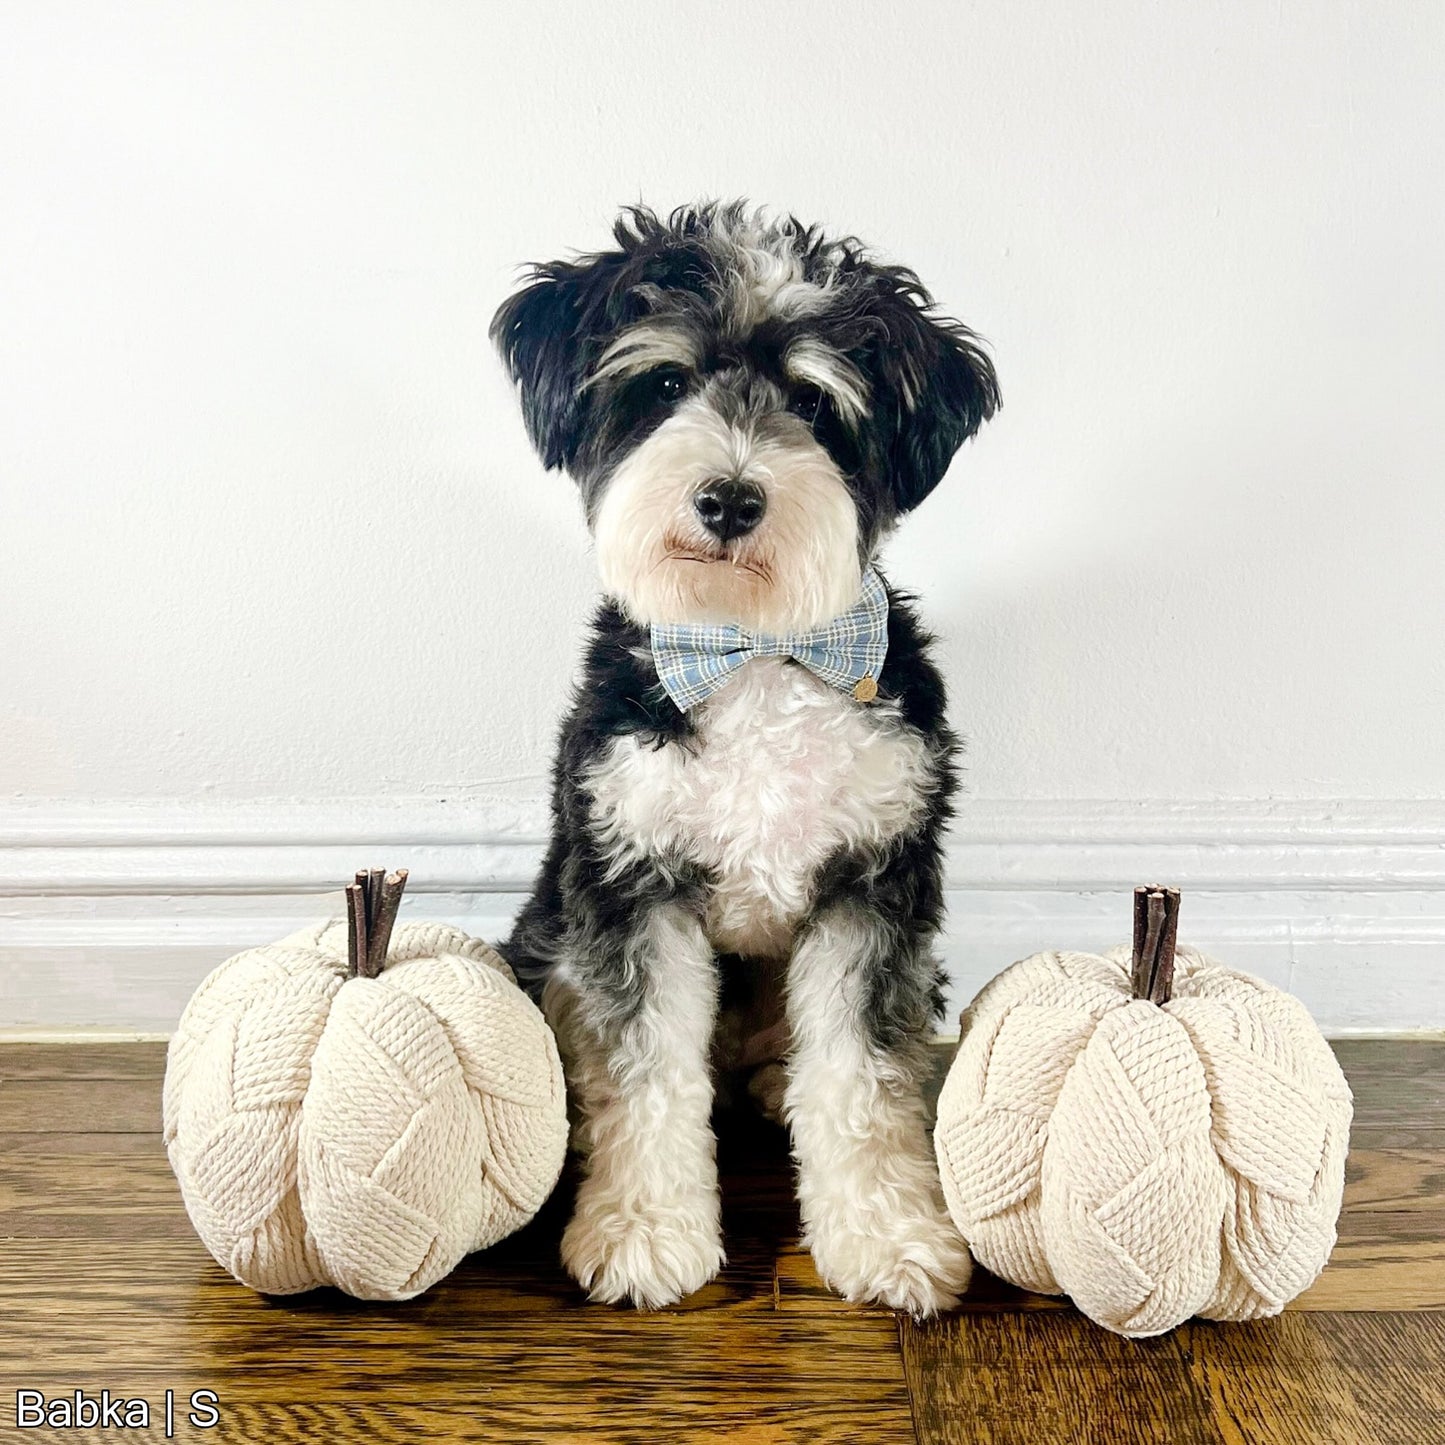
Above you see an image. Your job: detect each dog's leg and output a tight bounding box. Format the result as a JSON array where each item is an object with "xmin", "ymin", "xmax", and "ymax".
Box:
[
  {"xmin": 542, "ymin": 901, "xmax": 723, "ymax": 1308},
  {"xmin": 783, "ymin": 901, "xmax": 971, "ymax": 1318}
]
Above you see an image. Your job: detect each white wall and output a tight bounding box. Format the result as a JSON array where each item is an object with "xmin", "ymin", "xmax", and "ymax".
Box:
[{"xmin": 3, "ymin": 2, "xmax": 1443, "ymax": 1033}]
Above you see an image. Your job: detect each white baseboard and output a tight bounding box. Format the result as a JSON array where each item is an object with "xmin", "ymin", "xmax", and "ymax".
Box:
[{"xmin": 3, "ymin": 798, "xmax": 1443, "ymax": 1035}]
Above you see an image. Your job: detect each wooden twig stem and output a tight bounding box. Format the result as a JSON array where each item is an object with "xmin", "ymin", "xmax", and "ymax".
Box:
[
  {"xmin": 346, "ymin": 882, "xmax": 367, "ymax": 979},
  {"xmin": 1131, "ymin": 886, "xmax": 1150, "ymax": 997},
  {"xmin": 1154, "ymin": 887, "xmax": 1180, "ymax": 1004},
  {"xmin": 366, "ymin": 868, "xmax": 385, "ymax": 936},
  {"xmin": 1131, "ymin": 885, "xmax": 1181, "ymax": 1005},
  {"xmin": 345, "ymin": 867, "xmax": 409, "ymax": 979},
  {"xmin": 368, "ymin": 869, "xmax": 409, "ymax": 974}
]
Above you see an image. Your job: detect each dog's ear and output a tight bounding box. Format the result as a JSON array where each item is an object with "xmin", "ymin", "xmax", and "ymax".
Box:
[
  {"xmin": 861, "ymin": 271, "xmax": 1000, "ymax": 513},
  {"xmin": 492, "ymin": 208, "xmax": 708, "ymax": 471},
  {"xmin": 490, "ymin": 262, "xmax": 601, "ymax": 471}
]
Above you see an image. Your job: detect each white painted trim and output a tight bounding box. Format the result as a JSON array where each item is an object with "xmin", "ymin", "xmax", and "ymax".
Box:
[
  {"xmin": 3, "ymin": 796, "xmax": 1443, "ymax": 894},
  {"xmin": 3, "ymin": 798, "xmax": 1443, "ymax": 1035}
]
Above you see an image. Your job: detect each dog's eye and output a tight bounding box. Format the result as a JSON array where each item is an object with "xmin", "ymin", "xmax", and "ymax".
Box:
[
  {"xmin": 788, "ymin": 385, "xmax": 825, "ymax": 424},
  {"xmin": 650, "ymin": 368, "xmax": 688, "ymax": 402}
]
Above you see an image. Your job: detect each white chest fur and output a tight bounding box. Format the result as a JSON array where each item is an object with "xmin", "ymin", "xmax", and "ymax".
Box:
[{"xmin": 583, "ymin": 657, "xmax": 934, "ymax": 958}]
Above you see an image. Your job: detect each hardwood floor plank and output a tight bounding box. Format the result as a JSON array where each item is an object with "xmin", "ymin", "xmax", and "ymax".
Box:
[
  {"xmin": 1175, "ymin": 1314, "xmax": 1386, "ymax": 1445},
  {"xmin": 1329, "ymin": 1040, "xmax": 1445, "ymax": 1079},
  {"xmin": 900, "ymin": 1312, "xmax": 1223, "ymax": 1445},
  {"xmin": 0, "ymin": 1155, "xmax": 186, "ymax": 1239},
  {"xmin": 900, "ymin": 1309, "xmax": 1445, "ymax": 1445},
  {"xmin": 0, "ymin": 1131, "xmax": 164, "ymax": 1157},
  {"xmin": 1, "ymin": 1077, "xmax": 161, "ymax": 1133},
  {"xmin": 1294, "ymin": 1210, "xmax": 1445, "ymax": 1310},
  {"xmin": 1310, "ymin": 1312, "xmax": 1445, "ymax": 1445},
  {"xmin": 1348, "ymin": 1125, "xmax": 1445, "ymax": 1156},
  {"xmin": 1328, "ymin": 1043, "xmax": 1445, "ymax": 1128},
  {"xmin": 0, "ymin": 1042, "xmax": 167, "ymax": 1081},
  {"xmin": 1343, "ymin": 1145, "xmax": 1445, "ymax": 1212}
]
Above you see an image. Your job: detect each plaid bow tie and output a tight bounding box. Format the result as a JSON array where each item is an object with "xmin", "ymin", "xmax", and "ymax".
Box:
[{"xmin": 650, "ymin": 568, "xmax": 889, "ymax": 712}]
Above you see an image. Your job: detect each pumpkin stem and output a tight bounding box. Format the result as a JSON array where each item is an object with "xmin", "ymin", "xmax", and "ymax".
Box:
[
  {"xmin": 1131, "ymin": 885, "xmax": 1181, "ymax": 1005},
  {"xmin": 344, "ymin": 868, "xmax": 409, "ymax": 979}
]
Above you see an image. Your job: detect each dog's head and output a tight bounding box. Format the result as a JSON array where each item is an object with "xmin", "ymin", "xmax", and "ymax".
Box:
[{"xmin": 492, "ymin": 202, "xmax": 999, "ymax": 632}]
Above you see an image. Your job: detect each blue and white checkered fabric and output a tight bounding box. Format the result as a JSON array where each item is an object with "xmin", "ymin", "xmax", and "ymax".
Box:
[{"xmin": 650, "ymin": 568, "xmax": 889, "ymax": 712}]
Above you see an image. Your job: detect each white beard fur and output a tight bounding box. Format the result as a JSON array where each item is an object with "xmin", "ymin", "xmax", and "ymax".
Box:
[{"xmin": 591, "ymin": 399, "xmax": 863, "ymax": 635}]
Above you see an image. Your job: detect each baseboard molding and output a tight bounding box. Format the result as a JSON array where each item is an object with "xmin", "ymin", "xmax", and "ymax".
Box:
[{"xmin": 3, "ymin": 798, "xmax": 1443, "ymax": 1034}]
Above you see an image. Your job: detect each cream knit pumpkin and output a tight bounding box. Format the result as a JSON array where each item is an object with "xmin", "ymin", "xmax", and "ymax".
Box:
[
  {"xmin": 163, "ymin": 919, "xmax": 568, "ymax": 1301},
  {"xmin": 934, "ymin": 944, "xmax": 1352, "ymax": 1337}
]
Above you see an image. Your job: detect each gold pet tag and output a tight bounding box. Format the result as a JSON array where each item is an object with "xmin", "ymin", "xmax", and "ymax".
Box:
[{"xmin": 852, "ymin": 675, "xmax": 878, "ymax": 703}]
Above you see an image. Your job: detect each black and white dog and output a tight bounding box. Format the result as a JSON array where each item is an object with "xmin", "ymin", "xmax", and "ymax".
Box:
[{"xmin": 491, "ymin": 202, "xmax": 999, "ymax": 1316}]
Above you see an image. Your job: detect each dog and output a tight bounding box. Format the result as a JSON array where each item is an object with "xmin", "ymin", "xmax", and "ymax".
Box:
[{"xmin": 490, "ymin": 202, "xmax": 999, "ymax": 1316}]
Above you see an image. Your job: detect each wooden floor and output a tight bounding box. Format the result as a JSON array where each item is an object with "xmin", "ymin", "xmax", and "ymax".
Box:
[{"xmin": 1, "ymin": 1040, "xmax": 1442, "ymax": 1444}]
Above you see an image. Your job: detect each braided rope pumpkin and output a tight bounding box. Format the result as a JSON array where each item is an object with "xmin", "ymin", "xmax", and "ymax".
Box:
[
  {"xmin": 934, "ymin": 888, "xmax": 1352, "ymax": 1337},
  {"xmin": 163, "ymin": 871, "xmax": 568, "ymax": 1301}
]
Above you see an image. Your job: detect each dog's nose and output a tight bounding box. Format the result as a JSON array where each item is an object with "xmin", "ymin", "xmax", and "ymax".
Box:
[{"xmin": 693, "ymin": 478, "xmax": 767, "ymax": 543}]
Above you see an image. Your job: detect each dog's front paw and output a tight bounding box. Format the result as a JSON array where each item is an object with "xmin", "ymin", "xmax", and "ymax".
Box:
[
  {"xmin": 806, "ymin": 1200, "xmax": 972, "ymax": 1318},
  {"xmin": 562, "ymin": 1181, "xmax": 725, "ymax": 1309}
]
